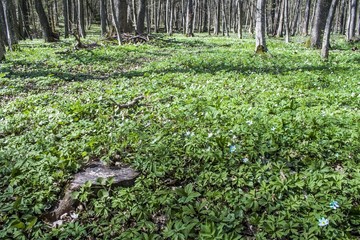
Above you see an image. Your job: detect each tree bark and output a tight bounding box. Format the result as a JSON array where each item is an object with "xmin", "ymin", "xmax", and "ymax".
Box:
[
  {"xmin": 214, "ymin": 0, "xmax": 221, "ymax": 35},
  {"xmin": 186, "ymin": 0, "xmax": 194, "ymax": 36},
  {"xmin": 255, "ymin": 0, "xmax": 267, "ymax": 52},
  {"xmin": 347, "ymin": 0, "xmax": 357, "ymax": 40},
  {"xmin": 302, "ymin": 0, "xmax": 311, "ymax": 35},
  {"xmin": 137, "ymin": 0, "xmax": 146, "ymax": 34},
  {"xmin": 35, "ymin": 0, "xmax": 58, "ymax": 42},
  {"xmin": 311, "ymin": 0, "xmax": 331, "ymax": 48},
  {"xmin": 18, "ymin": 0, "xmax": 31, "ymax": 39},
  {"xmin": 237, "ymin": 0, "xmax": 243, "ymax": 38},
  {"xmin": 111, "ymin": 0, "xmax": 123, "ymax": 45},
  {"xmin": 276, "ymin": 0, "xmax": 285, "ymax": 37},
  {"xmin": 321, "ymin": 0, "xmax": 339, "ymax": 59},
  {"xmin": 221, "ymin": 0, "xmax": 230, "ymax": 36},
  {"xmin": 0, "ymin": 2, "xmax": 6, "ymax": 59},
  {"xmin": 100, "ymin": 0, "xmax": 107, "ymax": 36},
  {"xmin": 63, "ymin": 0, "xmax": 69, "ymax": 38},
  {"xmin": 338, "ymin": 0, "xmax": 346, "ymax": 34},
  {"xmin": 290, "ymin": 0, "xmax": 301, "ymax": 35},
  {"xmin": 78, "ymin": 0, "xmax": 86, "ymax": 37},
  {"xmin": 284, "ymin": 0, "xmax": 289, "ymax": 42}
]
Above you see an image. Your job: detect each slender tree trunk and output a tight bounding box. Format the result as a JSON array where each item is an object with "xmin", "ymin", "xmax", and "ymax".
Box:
[
  {"xmin": 338, "ymin": 0, "xmax": 346, "ymax": 34},
  {"xmin": 111, "ymin": 0, "xmax": 122, "ymax": 45},
  {"xmin": 291, "ymin": 0, "xmax": 301, "ymax": 35},
  {"xmin": 347, "ymin": 0, "xmax": 357, "ymax": 40},
  {"xmin": 214, "ymin": 0, "xmax": 221, "ymax": 35},
  {"xmin": 321, "ymin": 0, "xmax": 339, "ymax": 59},
  {"xmin": 284, "ymin": 0, "xmax": 289, "ymax": 42},
  {"xmin": 271, "ymin": 0, "xmax": 276, "ymax": 33},
  {"xmin": 169, "ymin": 0, "xmax": 174, "ymax": 34},
  {"xmin": 137, "ymin": 0, "xmax": 146, "ymax": 34},
  {"xmin": 46, "ymin": 1, "xmax": 55, "ymax": 33},
  {"xmin": 100, "ymin": 0, "xmax": 107, "ymax": 36},
  {"xmin": 1, "ymin": 0, "xmax": 19, "ymax": 48},
  {"xmin": 255, "ymin": 0, "xmax": 267, "ymax": 52},
  {"xmin": 222, "ymin": 0, "xmax": 230, "ymax": 36},
  {"xmin": 237, "ymin": 0, "xmax": 243, "ymax": 38},
  {"xmin": 208, "ymin": 0, "xmax": 211, "ymax": 34},
  {"xmin": 78, "ymin": 0, "xmax": 86, "ymax": 37},
  {"xmin": 0, "ymin": 1, "xmax": 5, "ymax": 58},
  {"xmin": 302, "ymin": 0, "xmax": 311, "ymax": 35},
  {"xmin": 146, "ymin": 1, "xmax": 150, "ymax": 33},
  {"xmin": 186, "ymin": 0, "xmax": 194, "ymax": 36},
  {"xmin": 203, "ymin": 0, "xmax": 208, "ymax": 32},
  {"xmin": 54, "ymin": 0, "xmax": 59, "ymax": 26},
  {"xmin": 192, "ymin": 0, "xmax": 197, "ymax": 32},
  {"xmin": 132, "ymin": 0, "xmax": 137, "ymax": 28},
  {"xmin": 63, "ymin": 0, "xmax": 69, "ymax": 38},
  {"xmin": 276, "ymin": 0, "xmax": 285, "ymax": 37}
]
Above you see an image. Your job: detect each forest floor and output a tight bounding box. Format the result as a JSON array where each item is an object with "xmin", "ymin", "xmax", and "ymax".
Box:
[{"xmin": 0, "ymin": 31, "xmax": 359, "ymax": 239}]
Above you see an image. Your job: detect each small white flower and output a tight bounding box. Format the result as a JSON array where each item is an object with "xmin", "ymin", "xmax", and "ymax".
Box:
[
  {"xmin": 242, "ymin": 158, "xmax": 249, "ymax": 163},
  {"xmin": 318, "ymin": 217, "xmax": 329, "ymax": 227},
  {"xmin": 246, "ymin": 120, "xmax": 253, "ymax": 126},
  {"xmin": 271, "ymin": 127, "xmax": 276, "ymax": 131},
  {"xmin": 208, "ymin": 132, "xmax": 213, "ymax": 138}
]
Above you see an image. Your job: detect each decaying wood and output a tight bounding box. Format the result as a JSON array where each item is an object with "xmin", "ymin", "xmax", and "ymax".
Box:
[
  {"xmin": 43, "ymin": 162, "xmax": 139, "ymax": 222},
  {"xmin": 72, "ymin": 32, "xmax": 100, "ymax": 50},
  {"xmin": 107, "ymin": 33, "xmax": 152, "ymax": 44},
  {"xmin": 110, "ymin": 95, "xmax": 145, "ymax": 109}
]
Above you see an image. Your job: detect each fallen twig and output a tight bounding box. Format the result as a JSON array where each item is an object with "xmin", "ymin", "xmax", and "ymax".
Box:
[{"xmin": 109, "ymin": 95, "xmax": 145, "ymax": 109}]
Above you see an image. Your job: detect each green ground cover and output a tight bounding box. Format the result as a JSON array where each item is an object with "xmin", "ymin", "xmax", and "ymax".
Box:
[{"xmin": 0, "ymin": 33, "xmax": 359, "ymax": 239}]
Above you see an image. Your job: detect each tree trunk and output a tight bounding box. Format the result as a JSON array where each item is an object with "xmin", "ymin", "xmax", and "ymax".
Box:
[
  {"xmin": 255, "ymin": 0, "xmax": 267, "ymax": 52},
  {"xmin": 270, "ymin": 0, "xmax": 276, "ymax": 33},
  {"xmin": 347, "ymin": 0, "xmax": 357, "ymax": 40},
  {"xmin": 63, "ymin": 0, "xmax": 69, "ymax": 38},
  {"xmin": 321, "ymin": 0, "xmax": 339, "ymax": 59},
  {"xmin": 208, "ymin": 0, "xmax": 211, "ymax": 34},
  {"xmin": 169, "ymin": 0, "xmax": 174, "ymax": 34},
  {"xmin": 111, "ymin": 0, "xmax": 122, "ymax": 45},
  {"xmin": 186, "ymin": 0, "xmax": 194, "ymax": 36},
  {"xmin": 0, "ymin": 37, "xmax": 5, "ymax": 60},
  {"xmin": 78, "ymin": 0, "xmax": 86, "ymax": 37},
  {"xmin": 54, "ymin": 0, "xmax": 59, "ymax": 27},
  {"xmin": 276, "ymin": 0, "xmax": 285, "ymax": 37},
  {"xmin": 311, "ymin": 0, "xmax": 331, "ymax": 48},
  {"xmin": 1, "ymin": 0, "xmax": 14, "ymax": 49},
  {"xmin": 237, "ymin": 0, "xmax": 243, "ymax": 38},
  {"xmin": 132, "ymin": 0, "xmax": 137, "ymax": 27},
  {"xmin": 338, "ymin": 0, "xmax": 346, "ymax": 34},
  {"xmin": 284, "ymin": 0, "xmax": 289, "ymax": 42},
  {"xmin": 0, "ymin": 2, "xmax": 7, "ymax": 59},
  {"xmin": 302, "ymin": 0, "xmax": 311, "ymax": 35},
  {"xmin": 19, "ymin": 0, "xmax": 32, "ymax": 39},
  {"xmin": 35, "ymin": 0, "xmax": 58, "ymax": 42},
  {"xmin": 214, "ymin": 0, "xmax": 221, "ymax": 35},
  {"xmin": 290, "ymin": 0, "xmax": 301, "ymax": 35},
  {"xmin": 166, "ymin": 0, "xmax": 170, "ymax": 34},
  {"xmin": 100, "ymin": 0, "xmax": 107, "ymax": 36},
  {"xmin": 137, "ymin": 0, "xmax": 146, "ymax": 34},
  {"xmin": 221, "ymin": 0, "xmax": 230, "ymax": 36}
]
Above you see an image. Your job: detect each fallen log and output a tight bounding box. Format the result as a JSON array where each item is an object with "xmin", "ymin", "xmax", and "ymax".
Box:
[{"xmin": 43, "ymin": 162, "xmax": 139, "ymax": 222}]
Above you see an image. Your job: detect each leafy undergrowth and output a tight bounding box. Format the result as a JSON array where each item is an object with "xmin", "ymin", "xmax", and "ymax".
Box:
[{"xmin": 0, "ymin": 33, "xmax": 359, "ymax": 239}]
